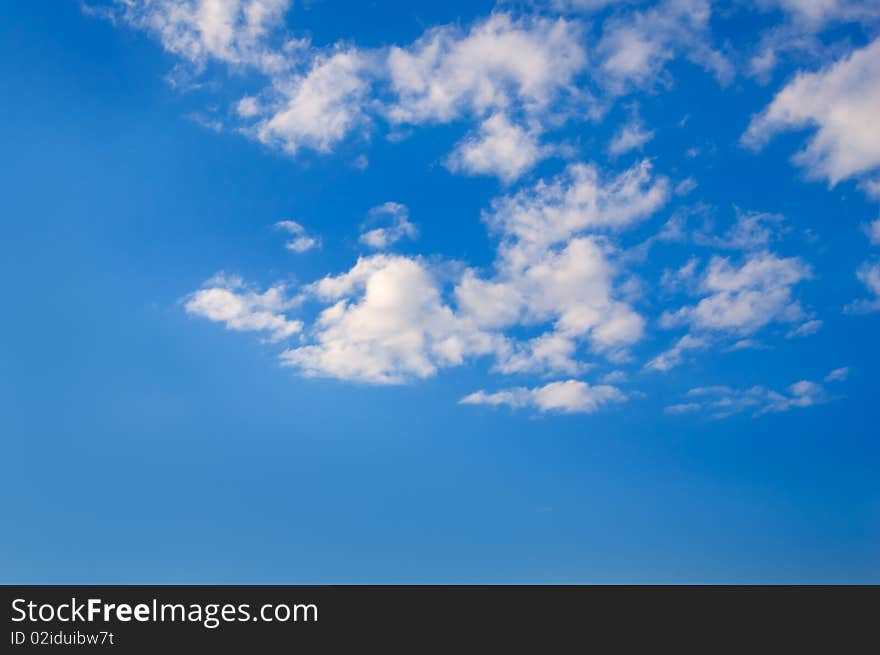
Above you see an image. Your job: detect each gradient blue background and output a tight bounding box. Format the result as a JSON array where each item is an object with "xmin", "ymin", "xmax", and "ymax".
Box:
[{"xmin": 1, "ymin": 1, "xmax": 878, "ymax": 582}]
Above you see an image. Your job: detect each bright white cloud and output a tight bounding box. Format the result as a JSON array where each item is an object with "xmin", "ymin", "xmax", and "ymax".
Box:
[
  {"xmin": 660, "ymin": 251, "xmax": 812, "ymax": 335},
  {"xmin": 453, "ymin": 160, "xmax": 669, "ymax": 373},
  {"xmin": 184, "ymin": 274, "xmax": 302, "ymax": 341},
  {"xmin": 281, "ymin": 255, "xmax": 498, "ymax": 384},
  {"xmin": 106, "ymin": 0, "xmax": 293, "ymax": 73},
  {"xmin": 485, "ymin": 159, "xmax": 669, "ymax": 255},
  {"xmin": 460, "ymin": 379, "xmax": 627, "ymax": 414},
  {"xmin": 743, "ymin": 38, "xmax": 880, "ymax": 186},
  {"xmin": 359, "ymin": 202, "xmax": 418, "ymax": 250},
  {"xmin": 385, "ymin": 13, "xmax": 588, "ymax": 125},
  {"xmin": 253, "ymin": 48, "xmax": 375, "ymax": 155},
  {"xmin": 446, "ymin": 114, "xmax": 547, "ymax": 183}
]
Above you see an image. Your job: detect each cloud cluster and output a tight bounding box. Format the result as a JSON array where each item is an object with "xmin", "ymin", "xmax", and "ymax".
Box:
[
  {"xmin": 94, "ymin": 1, "xmax": 873, "ymax": 417},
  {"xmin": 276, "ymin": 158, "xmax": 669, "ymax": 384}
]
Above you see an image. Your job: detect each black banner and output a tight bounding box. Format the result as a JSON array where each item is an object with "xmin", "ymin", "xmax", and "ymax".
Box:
[{"xmin": 3, "ymin": 586, "xmax": 877, "ymax": 651}]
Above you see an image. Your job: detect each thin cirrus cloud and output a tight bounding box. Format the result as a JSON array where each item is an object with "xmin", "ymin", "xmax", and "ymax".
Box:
[{"xmin": 665, "ymin": 368, "xmax": 848, "ymax": 418}]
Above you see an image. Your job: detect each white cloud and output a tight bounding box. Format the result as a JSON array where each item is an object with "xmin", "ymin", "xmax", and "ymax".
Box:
[
  {"xmin": 253, "ymin": 48, "xmax": 375, "ymax": 155},
  {"xmin": 743, "ymin": 38, "xmax": 880, "ymax": 186},
  {"xmin": 460, "ymin": 379, "xmax": 627, "ymax": 414},
  {"xmin": 786, "ymin": 318, "xmax": 822, "ymax": 338},
  {"xmin": 845, "ymin": 260, "xmax": 880, "ymax": 313},
  {"xmin": 666, "ymin": 374, "xmax": 840, "ymax": 418},
  {"xmin": 274, "ymin": 220, "xmax": 320, "ymax": 253},
  {"xmin": 106, "ymin": 0, "xmax": 293, "ymax": 73},
  {"xmin": 658, "ymin": 207, "xmax": 787, "ymax": 252},
  {"xmin": 184, "ymin": 273, "xmax": 302, "ymax": 341},
  {"xmin": 607, "ymin": 115, "xmax": 654, "ymax": 156},
  {"xmin": 660, "ymin": 251, "xmax": 812, "ymax": 335},
  {"xmin": 596, "ymin": 0, "xmax": 732, "ymax": 95},
  {"xmin": 359, "ymin": 202, "xmax": 418, "ymax": 250},
  {"xmin": 446, "ymin": 114, "xmax": 547, "ymax": 183},
  {"xmin": 645, "ymin": 334, "xmax": 707, "ymax": 371},
  {"xmin": 385, "ymin": 13, "xmax": 588, "ymax": 125},
  {"xmin": 824, "ymin": 366, "xmax": 850, "ymax": 382},
  {"xmin": 281, "ymin": 255, "xmax": 498, "ymax": 384},
  {"xmin": 485, "ymin": 159, "xmax": 669, "ymax": 254}
]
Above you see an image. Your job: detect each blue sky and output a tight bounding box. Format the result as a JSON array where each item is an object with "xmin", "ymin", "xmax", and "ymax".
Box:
[{"xmin": 2, "ymin": 0, "xmax": 879, "ymax": 582}]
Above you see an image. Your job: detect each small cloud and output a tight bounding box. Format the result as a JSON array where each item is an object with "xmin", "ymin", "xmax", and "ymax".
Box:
[
  {"xmin": 674, "ymin": 177, "xmax": 698, "ymax": 196},
  {"xmin": 184, "ymin": 274, "xmax": 302, "ymax": 342},
  {"xmin": 274, "ymin": 220, "xmax": 321, "ymax": 253},
  {"xmin": 600, "ymin": 370, "xmax": 627, "ymax": 384},
  {"xmin": 607, "ymin": 112, "xmax": 655, "ymax": 157},
  {"xmin": 460, "ymin": 380, "xmax": 626, "ymax": 414},
  {"xmin": 824, "ymin": 367, "xmax": 850, "ymax": 382},
  {"xmin": 359, "ymin": 202, "xmax": 417, "ymax": 249},
  {"xmin": 446, "ymin": 114, "xmax": 547, "ymax": 183},
  {"xmin": 664, "ymin": 402, "xmax": 701, "ymax": 415},
  {"xmin": 786, "ymin": 319, "xmax": 822, "ymax": 338}
]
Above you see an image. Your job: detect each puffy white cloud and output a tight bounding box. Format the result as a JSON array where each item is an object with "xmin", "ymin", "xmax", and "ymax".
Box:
[
  {"xmin": 660, "ymin": 251, "xmax": 812, "ymax": 335},
  {"xmin": 274, "ymin": 220, "xmax": 321, "ymax": 253},
  {"xmin": 460, "ymin": 379, "xmax": 627, "ymax": 414},
  {"xmin": 596, "ymin": 0, "xmax": 732, "ymax": 95},
  {"xmin": 385, "ymin": 13, "xmax": 588, "ymax": 125},
  {"xmin": 452, "ymin": 160, "xmax": 668, "ymax": 374},
  {"xmin": 281, "ymin": 255, "xmax": 498, "ymax": 384},
  {"xmin": 743, "ymin": 38, "xmax": 880, "ymax": 186},
  {"xmin": 359, "ymin": 202, "xmax": 418, "ymax": 250},
  {"xmin": 485, "ymin": 159, "xmax": 669, "ymax": 256},
  {"xmin": 184, "ymin": 274, "xmax": 302, "ymax": 341},
  {"xmin": 666, "ymin": 370, "xmax": 845, "ymax": 418},
  {"xmin": 105, "ymin": 0, "xmax": 292, "ymax": 73},
  {"xmin": 445, "ymin": 114, "xmax": 547, "ymax": 183},
  {"xmin": 253, "ymin": 48, "xmax": 375, "ymax": 155}
]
